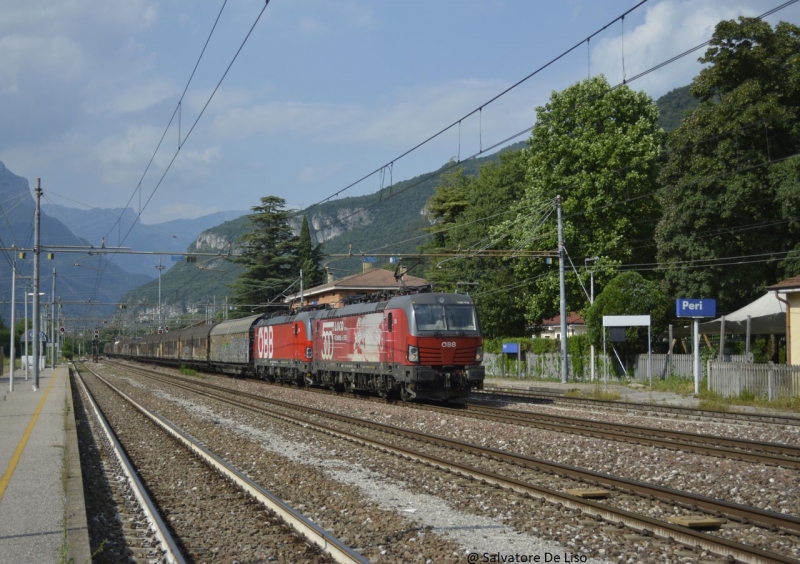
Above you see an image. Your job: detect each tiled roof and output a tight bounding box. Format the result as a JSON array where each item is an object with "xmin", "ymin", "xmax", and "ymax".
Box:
[
  {"xmin": 541, "ymin": 312, "xmax": 585, "ymax": 326},
  {"xmin": 292, "ymin": 269, "xmax": 428, "ymax": 298},
  {"xmin": 766, "ymin": 275, "xmax": 800, "ymax": 292}
]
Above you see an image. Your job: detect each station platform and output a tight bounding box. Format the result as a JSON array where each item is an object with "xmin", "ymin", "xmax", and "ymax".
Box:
[{"xmin": 0, "ymin": 365, "xmax": 90, "ymax": 564}]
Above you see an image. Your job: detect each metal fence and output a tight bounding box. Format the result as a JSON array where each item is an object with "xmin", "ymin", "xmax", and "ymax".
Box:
[
  {"xmin": 485, "ymin": 352, "xmax": 749, "ymax": 383},
  {"xmin": 484, "ymin": 353, "xmax": 577, "ymax": 380},
  {"xmin": 707, "ymin": 361, "xmax": 800, "ymax": 399}
]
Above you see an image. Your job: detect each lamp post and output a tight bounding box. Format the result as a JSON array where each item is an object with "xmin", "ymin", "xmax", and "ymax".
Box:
[{"xmin": 585, "ymin": 256, "xmax": 600, "ymax": 381}]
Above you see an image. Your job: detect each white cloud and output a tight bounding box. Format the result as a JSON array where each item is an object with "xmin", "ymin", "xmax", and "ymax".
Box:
[
  {"xmin": 87, "ymin": 78, "xmax": 179, "ymax": 115},
  {"xmin": 331, "ymin": 1, "xmax": 378, "ymax": 30},
  {"xmin": 589, "ymin": 0, "xmax": 760, "ymax": 98},
  {"xmin": 277, "ymin": 0, "xmax": 378, "ymax": 36},
  {"xmin": 296, "ymin": 161, "xmax": 349, "ymax": 184},
  {"xmin": 0, "ymin": 0, "xmax": 157, "ymax": 34},
  {"xmin": 209, "ymin": 78, "xmax": 530, "ymax": 150},
  {"xmin": 0, "ymin": 33, "xmax": 86, "ymax": 92},
  {"xmin": 90, "ymin": 124, "xmax": 221, "ymax": 187}
]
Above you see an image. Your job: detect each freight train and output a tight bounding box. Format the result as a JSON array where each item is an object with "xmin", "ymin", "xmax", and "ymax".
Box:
[{"xmin": 104, "ymin": 289, "xmax": 485, "ymax": 401}]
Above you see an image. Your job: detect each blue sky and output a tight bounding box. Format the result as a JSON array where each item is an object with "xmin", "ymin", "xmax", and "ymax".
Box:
[{"xmin": 1, "ymin": 0, "xmax": 797, "ymax": 225}]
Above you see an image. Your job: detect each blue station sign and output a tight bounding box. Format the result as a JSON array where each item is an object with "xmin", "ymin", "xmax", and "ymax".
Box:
[
  {"xmin": 676, "ymin": 298, "xmax": 716, "ymax": 318},
  {"xmin": 502, "ymin": 343, "xmax": 519, "ymax": 354}
]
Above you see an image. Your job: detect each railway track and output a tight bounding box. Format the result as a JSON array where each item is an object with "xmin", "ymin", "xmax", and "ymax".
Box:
[
  {"xmin": 476, "ymin": 384, "xmax": 800, "ymax": 427},
  {"xmin": 76, "ymin": 364, "xmax": 368, "ymax": 564},
  {"xmin": 104, "ymin": 360, "xmax": 800, "ymax": 563},
  {"xmin": 71, "ymin": 367, "xmax": 186, "ymax": 564},
  {"xmin": 404, "ymin": 401, "xmax": 800, "ymax": 468}
]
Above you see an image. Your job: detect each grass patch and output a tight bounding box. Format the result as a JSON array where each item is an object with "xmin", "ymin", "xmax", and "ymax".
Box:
[
  {"xmin": 698, "ymin": 396, "xmax": 731, "ymax": 412},
  {"xmin": 564, "ymin": 388, "xmax": 583, "ymax": 398},
  {"xmin": 179, "ymin": 364, "xmax": 198, "ymax": 377},
  {"xmin": 580, "ymin": 385, "xmax": 622, "ymax": 401},
  {"xmin": 697, "ymin": 381, "xmax": 800, "ymax": 412},
  {"xmin": 646, "ymin": 375, "xmax": 695, "ymax": 395}
]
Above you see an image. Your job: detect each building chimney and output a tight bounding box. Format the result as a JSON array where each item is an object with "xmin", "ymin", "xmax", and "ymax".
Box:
[
  {"xmin": 362, "ymin": 261, "xmax": 374, "ymax": 273},
  {"xmin": 325, "ymin": 267, "xmax": 334, "ymax": 284}
]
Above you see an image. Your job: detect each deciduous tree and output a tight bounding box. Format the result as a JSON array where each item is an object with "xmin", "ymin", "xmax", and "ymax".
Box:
[
  {"xmin": 583, "ymin": 271, "xmax": 671, "ymax": 358},
  {"xmin": 421, "ymin": 151, "xmax": 529, "ymax": 337},
  {"xmin": 505, "ymin": 76, "xmax": 663, "ymax": 326},
  {"xmin": 656, "ymin": 18, "xmax": 800, "ymax": 312}
]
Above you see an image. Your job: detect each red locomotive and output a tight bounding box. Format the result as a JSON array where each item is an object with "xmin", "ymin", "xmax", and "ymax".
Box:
[{"xmin": 107, "ymin": 288, "xmax": 485, "ymax": 402}]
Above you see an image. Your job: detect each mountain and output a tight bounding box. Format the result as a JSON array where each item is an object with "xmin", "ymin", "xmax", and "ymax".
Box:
[
  {"xmin": 657, "ymin": 85, "xmax": 701, "ymax": 132},
  {"xmin": 119, "ymin": 143, "xmax": 523, "ymax": 314},
  {"xmin": 0, "ymin": 162, "xmax": 152, "ymax": 325},
  {"xmin": 41, "ymin": 203, "xmax": 248, "ymax": 277}
]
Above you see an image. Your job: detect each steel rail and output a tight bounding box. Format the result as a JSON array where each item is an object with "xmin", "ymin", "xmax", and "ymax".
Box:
[
  {"xmin": 106, "ymin": 361, "xmax": 800, "ymax": 563},
  {"xmin": 477, "ymin": 385, "xmax": 800, "ymax": 426},
  {"xmin": 72, "ymin": 367, "xmax": 187, "ymax": 564},
  {"xmin": 415, "ymin": 402, "xmax": 800, "ymax": 468},
  {"xmin": 80, "ymin": 364, "xmax": 369, "ymax": 564}
]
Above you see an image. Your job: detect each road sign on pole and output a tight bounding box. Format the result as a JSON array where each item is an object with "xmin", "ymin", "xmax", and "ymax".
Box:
[{"xmin": 676, "ymin": 298, "xmax": 716, "ymax": 394}]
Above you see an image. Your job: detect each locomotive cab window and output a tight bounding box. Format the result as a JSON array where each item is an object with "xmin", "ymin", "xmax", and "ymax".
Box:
[{"xmin": 413, "ymin": 304, "xmax": 477, "ymax": 332}]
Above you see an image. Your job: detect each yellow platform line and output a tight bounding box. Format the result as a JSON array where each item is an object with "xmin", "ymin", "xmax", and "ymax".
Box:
[{"xmin": 0, "ymin": 372, "xmax": 61, "ymax": 503}]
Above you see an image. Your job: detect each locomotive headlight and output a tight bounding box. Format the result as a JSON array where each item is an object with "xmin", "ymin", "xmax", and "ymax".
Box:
[
  {"xmin": 408, "ymin": 345, "xmax": 419, "ymax": 363},
  {"xmin": 475, "ymin": 345, "xmax": 483, "ymax": 363},
  {"xmin": 305, "ymin": 346, "xmax": 313, "ymax": 359}
]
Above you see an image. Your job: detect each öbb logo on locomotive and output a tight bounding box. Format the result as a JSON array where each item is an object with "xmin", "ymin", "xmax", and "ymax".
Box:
[{"xmin": 256, "ymin": 325, "xmax": 274, "ymax": 359}]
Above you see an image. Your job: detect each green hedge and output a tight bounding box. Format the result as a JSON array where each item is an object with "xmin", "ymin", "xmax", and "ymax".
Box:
[{"xmin": 485, "ymin": 335, "xmax": 591, "ymax": 377}]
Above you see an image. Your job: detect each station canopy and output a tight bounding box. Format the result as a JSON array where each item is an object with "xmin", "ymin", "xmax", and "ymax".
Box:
[{"xmin": 697, "ymin": 292, "xmax": 787, "ymax": 335}]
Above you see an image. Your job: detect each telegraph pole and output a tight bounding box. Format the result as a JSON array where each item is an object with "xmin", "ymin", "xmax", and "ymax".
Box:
[
  {"xmin": 24, "ymin": 285, "xmax": 28, "ymax": 380},
  {"xmin": 51, "ymin": 268, "xmax": 56, "ymax": 367},
  {"xmin": 9, "ymin": 256, "xmax": 16, "ymax": 392},
  {"xmin": 557, "ymin": 195, "xmax": 568, "ymax": 384},
  {"xmin": 585, "ymin": 256, "xmax": 600, "ymax": 381},
  {"xmin": 33, "ymin": 179, "xmax": 41, "ymax": 390}
]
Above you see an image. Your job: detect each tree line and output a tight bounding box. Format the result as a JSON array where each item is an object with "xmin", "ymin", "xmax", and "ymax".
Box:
[{"xmin": 419, "ymin": 17, "xmax": 800, "ymax": 346}]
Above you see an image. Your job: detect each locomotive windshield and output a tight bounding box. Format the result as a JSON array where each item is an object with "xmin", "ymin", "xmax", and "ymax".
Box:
[{"xmin": 413, "ymin": 304, "xmax": 478, "ymax": 333}]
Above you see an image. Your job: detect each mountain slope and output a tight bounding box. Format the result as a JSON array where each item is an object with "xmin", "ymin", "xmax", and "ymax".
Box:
[
  {"xmin": 119, "ymin": 144, "xmax": 519, "ymax": 312},
  {"xmin": 41, "ymin": 203, "xmax": 248, "ymax": 277},
  {"xmin": 0, "ymin": 162, "xmax": 152, "ymax": 325},
  {"xmin": 120, "ymin": 85, "xmax": 700, "ymax": 313}
]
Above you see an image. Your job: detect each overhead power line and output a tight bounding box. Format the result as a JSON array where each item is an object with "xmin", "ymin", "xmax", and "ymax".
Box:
[
  {"xmin": 89, "ymin": 0, "xmax": 271, "ymax": 302},
  {"xmin": 304, "ymin": 0, "xmax": 653, "ymax": 211},
  {"xmin": 316, "ymin": 0, "xmax": 799, "ymax": 261}
]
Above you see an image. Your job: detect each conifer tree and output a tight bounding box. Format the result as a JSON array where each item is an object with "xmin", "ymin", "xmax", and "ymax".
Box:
[
  {"xmin": 229, "ymin": 196, "xmax": 298, "ymax": 310},
  {"xmin": 297, "ymin": 216, "xmax": 325, "ymax": 290}
]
